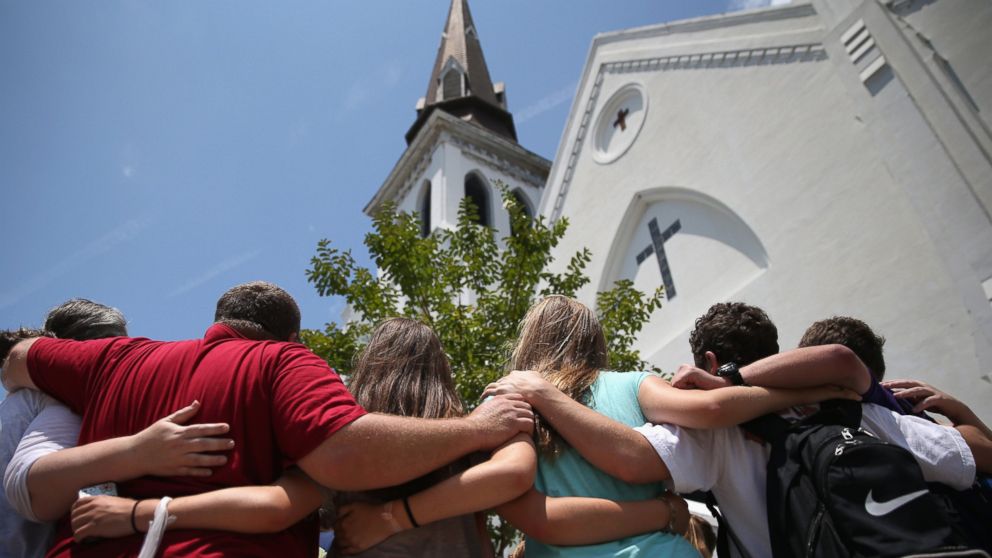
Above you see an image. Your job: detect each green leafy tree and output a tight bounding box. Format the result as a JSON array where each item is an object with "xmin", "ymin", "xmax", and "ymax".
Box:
[{"xmin": 303, "ymin": 186, "xmax": 664, "ymax": 554}]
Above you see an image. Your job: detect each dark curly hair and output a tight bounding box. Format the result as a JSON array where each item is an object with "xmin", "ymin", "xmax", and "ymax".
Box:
[
  {"xmin": 799, "ymin": 316, "xmax": 886, "ymax": 380},
  {"xmin": 689, "ymin": 302, "xmax": 779, "ymax": 368}
]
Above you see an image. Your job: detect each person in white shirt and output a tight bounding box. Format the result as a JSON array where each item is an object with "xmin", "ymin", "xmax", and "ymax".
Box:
[{"xmin": 486, "ymin": 302, "xmax": 990, "ymax": 558}]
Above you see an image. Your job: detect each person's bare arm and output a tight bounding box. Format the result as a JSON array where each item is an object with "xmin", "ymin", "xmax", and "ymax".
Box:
[
  {"xmin": 483, "ymin": 372, "xmax": 668, "ymax": 484},
  {"xmin": 298, "ymin": 394, "xmax": 534, "ymax": 491},
  {"xmin": 638, "ymin": 375, "xmax": 857, "ymax": 429},
  {"xmin": 1, "ymin": 338, "xmax": 40, "ymax": 391},
  {"xmin": 496, "ymin": 488, "xmax": 688, "ymax": 545},
  {"xmin": 957, "ymin": 425, "xmax": 992, "ymax": 475},
  {"xmin": 673, "ymin": 345, "xmax": 871, "ymax": 394},
  {"xmin": 882, "ymin": 378, "xmax": 992, "ymax": 475},
  {"xmin": 334, "ymin": 434, "xmax": 536, "ymax": 554},
  {"xmin": 70, "ymin": 469, "xmax": 322, "ymax": 540},
  {"xmin": 19, "ymin": 402, "xmax": 232, "ymax": 521}
]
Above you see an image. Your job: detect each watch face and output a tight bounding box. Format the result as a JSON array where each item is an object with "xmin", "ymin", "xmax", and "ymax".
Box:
[{"xmin": 717, "ymin": 363, "xmax": 737, "ymax": 377}]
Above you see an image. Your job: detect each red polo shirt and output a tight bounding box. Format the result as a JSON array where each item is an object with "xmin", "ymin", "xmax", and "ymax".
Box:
[{"xmin": 27, "ymin": 323, "xmax": 366, "ymax": 558}]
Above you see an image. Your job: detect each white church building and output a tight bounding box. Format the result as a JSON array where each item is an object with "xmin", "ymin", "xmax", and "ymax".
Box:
[{"xmin": 366, "ymin": 0, "xmax": 992, "ymax": 421}]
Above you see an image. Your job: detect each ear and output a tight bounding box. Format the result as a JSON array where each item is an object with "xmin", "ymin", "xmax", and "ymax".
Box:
[
  {"xmin": 288, "ymin": 331, "xmax": 300, "ymax": 343},
  {"xmin": 704, "ymin": 351, "xmax": 719, "ymax": 374}
]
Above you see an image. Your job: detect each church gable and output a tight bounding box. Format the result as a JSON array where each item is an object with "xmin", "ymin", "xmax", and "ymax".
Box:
[{"xmin": 602, "ymin": 187, "xmax": 768, "ymax": 360}]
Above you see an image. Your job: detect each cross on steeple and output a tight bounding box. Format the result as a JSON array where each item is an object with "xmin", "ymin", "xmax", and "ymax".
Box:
[
  {"xmin": 613, "ymin": 108, "xmax": 630, "ymax": 131},
  {"xmin": 634, "ymin": 218, "xmax": 681, "ymax": 299}
]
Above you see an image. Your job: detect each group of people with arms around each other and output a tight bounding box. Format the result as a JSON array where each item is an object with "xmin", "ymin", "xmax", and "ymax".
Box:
[{"xmin": 0, "ymin": 280, "xmax": 989, "ymax": 557}]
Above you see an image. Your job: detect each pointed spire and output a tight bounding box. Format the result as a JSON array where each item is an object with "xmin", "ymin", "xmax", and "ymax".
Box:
[
  {"xmin": 406, "ymin": 0, "xmax": 516, "ymax": 144},
  {"xmin": 425, "ymin": 0, "xmax": 499, "ymax": 106}
]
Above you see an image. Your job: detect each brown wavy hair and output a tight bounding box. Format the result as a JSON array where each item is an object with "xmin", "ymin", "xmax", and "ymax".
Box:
[
  {"xmin": 510, "ymin": 296, "xmax": 607, "ymax": 459},
  {"xmin": 348, "ymin": 317, "xmax": 463, "ymax": 420}
]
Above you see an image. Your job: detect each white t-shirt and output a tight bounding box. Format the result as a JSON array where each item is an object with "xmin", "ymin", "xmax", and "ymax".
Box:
[
  {"xmin": 0, "ymin": 389, "xmax": 82, "ymax": 558},
  {"xmin": 634, "ymin": 403, "xmax": 976, "ymax": 558}
]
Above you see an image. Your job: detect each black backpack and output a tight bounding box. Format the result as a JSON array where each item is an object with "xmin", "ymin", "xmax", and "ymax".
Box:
[{"xmin": 732, "ymin": 400, "xmax": 988, "ymax": 558}]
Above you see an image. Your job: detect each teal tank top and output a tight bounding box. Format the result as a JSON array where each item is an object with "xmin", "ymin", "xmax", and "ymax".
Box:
[{"xmin": 525, "ymin": 371, "xmax": 698, "ymax": 558}]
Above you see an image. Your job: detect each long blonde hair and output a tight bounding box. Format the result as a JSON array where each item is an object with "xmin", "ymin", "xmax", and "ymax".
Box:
[{"xmin": 510, "ymin": 295, "xmax": 608, "ymax": 458}]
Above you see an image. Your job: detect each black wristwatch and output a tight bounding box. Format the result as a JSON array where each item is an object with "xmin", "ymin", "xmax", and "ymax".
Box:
[{"xmin": 716, "ymin": 362, "xmax": 747, "ymax": 386}]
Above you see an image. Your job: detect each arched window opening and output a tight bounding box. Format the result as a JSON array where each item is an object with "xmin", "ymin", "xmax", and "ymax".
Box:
[
  {"xmin": 464, "ymin": 173, "xmax": 491, "ymax": 227},
  {"xmin": 510, "ymin": 189, "xmax": 533, "ymax": 235},
  {"xmin": 420, "ymin": 181, "xmax": 432, "ymax": 238}
]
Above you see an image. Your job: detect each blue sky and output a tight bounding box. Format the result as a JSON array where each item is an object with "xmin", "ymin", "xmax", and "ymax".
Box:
[{"xmin": 1, "ymin": 0, "xmax": 774, "ymax": 345}]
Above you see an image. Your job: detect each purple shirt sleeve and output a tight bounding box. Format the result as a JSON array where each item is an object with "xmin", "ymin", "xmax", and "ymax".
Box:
[{"xmin": 860, "ymin": 376, "xmax": 932, "ymax": 420}]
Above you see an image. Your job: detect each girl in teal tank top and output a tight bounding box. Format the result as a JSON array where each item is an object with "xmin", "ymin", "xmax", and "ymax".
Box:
[{"xmin": 507, "ymin": 296, "xmax": 697, "ymax": 558}]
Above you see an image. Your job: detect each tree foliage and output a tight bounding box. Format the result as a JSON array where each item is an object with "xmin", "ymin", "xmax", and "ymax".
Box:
[{"xmin": 302, "ymin": 186, "xmax": 664, "ymax": 553}]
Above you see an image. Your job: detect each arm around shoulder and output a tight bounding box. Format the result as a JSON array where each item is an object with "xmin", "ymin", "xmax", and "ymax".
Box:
[
  {"xmin": 71, "ymin": 469, "xmax": 323, "ymax": 540},
  {"xmin": 299, "ymin": 396, "xmax": 533, "ymax": 491},
  {"xmin": 1, "ymin": 338, "xmax": 40, "ymax": 392},
  {"xmin": 741, "ymin": 345, "xmax": 871, "ymax": 394},
  {"xmin": 497, "ymin": 489, "xmax": 686, "ymax": 545},
  {"xmin": 638, "ymin": 374, "xmax": 858, "ymax": 430}
]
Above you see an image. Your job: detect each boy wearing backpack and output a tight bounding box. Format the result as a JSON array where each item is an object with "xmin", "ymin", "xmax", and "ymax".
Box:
[{"xmin": 635, "ymin": 303, "xmax": 989, "ymax": 558}]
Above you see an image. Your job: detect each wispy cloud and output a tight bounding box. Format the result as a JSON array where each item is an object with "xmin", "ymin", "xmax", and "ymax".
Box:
[
  {"xmin": 0, "ymin": 217, "xmax": 153, "ymax": 310},
  {"xmin": 516, "ymin": 82, "xmax": 577, "ymax": 125},
  {"xmin": 338, "ymin": 61, "xmax": 405, "ymax": 117},
  {"xmin": 342, "ymin": 82, "xmax": 368, "ymax": 113},
  {"xmin": 168, "ymin": 249, "xmax": 262, "ymax": 297},
  {"xmin": 383, "ymin": 61, "xmax": 403, "ymax": 88},
  {"xmin": 122, "ymin": 165, "xmax": 135, "ymax": 179},
  {"xmin": 727, "ymin": 0, "xmax": 791, "ymax": 10}
]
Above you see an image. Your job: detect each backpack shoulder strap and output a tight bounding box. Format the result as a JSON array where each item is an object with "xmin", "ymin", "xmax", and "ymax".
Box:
[
  {"xmin": 811, "ymin": 398, "xmax": 863, "ymax": 428},
  {"xmin": 706, "ymin": 491, "xmax": 754, "ymax": 558},
  {"xmin": 740, "ymin": 412, "xmax": 790, "ymax": 444}
]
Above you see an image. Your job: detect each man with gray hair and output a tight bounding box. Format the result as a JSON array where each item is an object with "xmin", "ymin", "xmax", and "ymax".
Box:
[{"xmin": 1, "ymin": 299, "xmax": 127, "ymax": 557}]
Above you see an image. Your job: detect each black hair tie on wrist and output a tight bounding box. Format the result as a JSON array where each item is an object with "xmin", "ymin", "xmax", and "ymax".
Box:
[
  {"xmin": 401, "ymin": 496, "xmax": 420, "ymax": 528},
  {"xmin": 130, "ymin": 500, "xmax": 141, "ymax": 534}
]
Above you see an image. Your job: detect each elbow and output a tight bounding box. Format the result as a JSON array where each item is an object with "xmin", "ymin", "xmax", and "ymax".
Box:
[
  {"xmin": 32, "ymin": 500, "xmax": 62, "ymax": 523},
  {"xmin": 513, "ymin": 514, "xmax": 553, "ymax": 543},
  {"xmin": 823, "ymin": 344, "xmax": 870, "ymax": 392},
  {"xmin": 613, "ymin": 452, "xmax": 668, "ymax": 484},
  {"xmin": 4, "ymin": 464, "xmax": 47, "ymax": 523},
  {"xmin": 497, "ymin": 460, "xmax": 537, "ymax": 501},
  {"xmin": 254, "ymin": 513, "xmax": 299, "ymax": 534},
  {"xmin": 253, "ymin": 498, "xmax": 316, "ymax": 533},
  {"xmin": 957, "ymin": 425, "xmax": 992, "ymax": 476},
  {"xmin": 683, "ymin": 398, "xmax": 725, "ymax": 430}
]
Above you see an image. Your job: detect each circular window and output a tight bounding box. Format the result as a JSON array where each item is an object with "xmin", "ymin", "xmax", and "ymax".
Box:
[{"xmin": 592, "ymin": 83, "xmax": 648, "ymax": 164}]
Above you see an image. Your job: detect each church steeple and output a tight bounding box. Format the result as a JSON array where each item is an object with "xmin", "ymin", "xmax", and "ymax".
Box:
[{"xmin": 406, "ymin": 0, "xmax": 517, "ymax": 144}]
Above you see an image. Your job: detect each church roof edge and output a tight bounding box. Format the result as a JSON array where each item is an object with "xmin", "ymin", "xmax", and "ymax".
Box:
[{"xmin": 366, "ymin": 110, "xmax": 550, "ymax": 217}]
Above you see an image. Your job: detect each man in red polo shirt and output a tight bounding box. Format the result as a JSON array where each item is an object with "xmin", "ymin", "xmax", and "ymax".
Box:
[{"xmin": 1, "ymin": 281, "xmax": 533, "ymax": 557}]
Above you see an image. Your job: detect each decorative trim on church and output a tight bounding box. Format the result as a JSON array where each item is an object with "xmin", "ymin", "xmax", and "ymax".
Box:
[
  {"xmin": 549, "ymin": 42, "xmax": 828, "ymax": 220},
  {"xmin": 453, "ymin": 137, "xmax": 547, "ymax": 189},
  {"xmin": 395, "ymin": 152, "xmax": 435, "ymax": 207},
  {"xmin": 602, "ymin": 44, "xmax": 827, "ymax": 75}
]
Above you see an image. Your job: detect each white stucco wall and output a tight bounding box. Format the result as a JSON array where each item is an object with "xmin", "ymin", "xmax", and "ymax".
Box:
[{"xmin": 543, "ymin": 1, "xmax": 992, "ymax": 421}]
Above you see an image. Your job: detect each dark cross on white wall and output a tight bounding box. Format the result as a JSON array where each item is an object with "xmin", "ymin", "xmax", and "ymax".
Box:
[
  {"xmin": 613, "ymin": 108, "xmax": 630, "ymax": 131},
  {"xmin": 634, "ymin": 218, "xmax": 681, "ymax": 299}
]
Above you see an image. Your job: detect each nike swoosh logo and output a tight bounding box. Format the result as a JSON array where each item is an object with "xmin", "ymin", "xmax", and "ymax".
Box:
[{"xmin": 864, "ymin": 489, "xmax": 929, "ymax": 516}]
